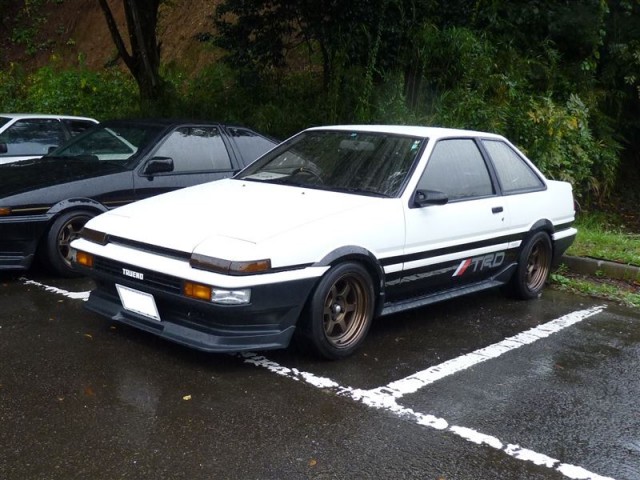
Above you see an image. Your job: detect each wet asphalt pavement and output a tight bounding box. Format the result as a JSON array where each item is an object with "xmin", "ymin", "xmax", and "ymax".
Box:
[{"xmin": 1, "ymin": 268, "xmax": 639, "ymax": 480}]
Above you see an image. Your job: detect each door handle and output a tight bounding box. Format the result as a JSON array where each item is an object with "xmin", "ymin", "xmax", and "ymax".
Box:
[{"xmin": 492, "ymin": 206, "xmax": 504, "ymax": 214}]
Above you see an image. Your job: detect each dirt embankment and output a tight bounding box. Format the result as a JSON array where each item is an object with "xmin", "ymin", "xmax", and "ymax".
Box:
[{"xmin": 1, "ymin": 0, "xmax": 220, "ymax": 74}]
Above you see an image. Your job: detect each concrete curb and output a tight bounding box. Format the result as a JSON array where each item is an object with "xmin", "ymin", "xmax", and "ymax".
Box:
[{"xmin": 560, "ymin": 255, "xmax": 640, "ymax": 283}]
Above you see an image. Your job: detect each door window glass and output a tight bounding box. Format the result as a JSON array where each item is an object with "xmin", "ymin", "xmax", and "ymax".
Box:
[
  {"xmin": 418, "ymin": 139, "xmax": 494, "ymax": 200},
  {"xmin": 155, "ymin": 126, "xmax": 232, "ymax": 172},
  {"xmin": 0, "ymin": 119, "xmax": 66, "ymax": 157}
]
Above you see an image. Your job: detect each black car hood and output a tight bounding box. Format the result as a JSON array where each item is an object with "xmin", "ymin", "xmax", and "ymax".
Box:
[{"xmin": 0, "ymin": 157, "xmax": 130, "ymax": 198}]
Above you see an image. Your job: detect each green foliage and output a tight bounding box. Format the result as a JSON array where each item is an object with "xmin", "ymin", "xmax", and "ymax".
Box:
[{"xmin": 0, "ymin": 63, "xmax": 138, "ymax": 120}]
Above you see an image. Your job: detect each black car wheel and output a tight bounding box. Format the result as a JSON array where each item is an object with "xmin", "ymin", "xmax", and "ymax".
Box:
[
  {"xmin": 304, "ymin": 262, "xmax": 374, "ymax": 360},
  {"xmin": 508, "ymin": 231, "xmax": 552, "ymax": 300},
  {"xmin": 44, "ymin": 210, "xmax": 94, "ymax": 277}
]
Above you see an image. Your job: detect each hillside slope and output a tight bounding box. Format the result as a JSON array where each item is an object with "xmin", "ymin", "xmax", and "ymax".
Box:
[{"xmin": 1, "ymin": 0, "xmax": 220, "ymax": 74}]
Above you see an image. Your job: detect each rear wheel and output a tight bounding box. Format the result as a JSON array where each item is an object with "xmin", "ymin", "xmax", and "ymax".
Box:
[
  {"xmin": 43, "ymin": 210, "xmax": 95, "ymax": 277},
  {"xmin": 508, "ymin": 231, "xmax": 552, "ymax": 299},
  {"xmin": 303, "ymin": 262, "xmax": 374, "ymax": 360}
]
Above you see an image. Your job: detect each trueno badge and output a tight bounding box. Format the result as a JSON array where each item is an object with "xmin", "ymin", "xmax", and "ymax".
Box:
[{"xmin": 122, "ymin": 268, "xmax": 144, "ymax": 280}]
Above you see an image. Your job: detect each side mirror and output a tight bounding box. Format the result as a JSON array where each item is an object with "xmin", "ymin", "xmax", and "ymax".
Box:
[
  {"xmin": 0, "ymin": 143, "xmax": 7, "ymax": 154},
  {"xmin": 143, "ymin": 156, "xmax": 174, "ymax": 175},
  {"xmin": 48, "ymin": 145, "xmax": 59, "ymax": 153},
  {"xmin": 413, "ymin": 189, "xmax": 449, "ymax": 207}
]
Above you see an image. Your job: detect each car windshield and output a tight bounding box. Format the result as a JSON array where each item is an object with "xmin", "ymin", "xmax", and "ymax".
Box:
[
  {"xmin": 238, "ymin": 130, "xmax": 425, "ymax": 197},
  {"xmin": 0, "ymin": 117, "xmax": 10, "ymax": 128},
  {"xmin": 46, "ymin": 124, "xmax": 165, "ymax": 167}
]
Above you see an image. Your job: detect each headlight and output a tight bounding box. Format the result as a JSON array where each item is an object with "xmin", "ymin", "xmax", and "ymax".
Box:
[
  {"xmin": 190, "ymin": 253, "xmax": 271, "ymax": 275},
  {"xmin": 183, "ymin": 281, "xmax": 251, "ymax": 305},
  {"xmin": 80, "ymin": 227, "xmax": 109, "ymax": 245}
]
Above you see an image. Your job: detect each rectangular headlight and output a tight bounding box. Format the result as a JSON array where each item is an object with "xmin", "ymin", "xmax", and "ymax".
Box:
[
  {"xmin": 190, "ymin": 253, "xmax": 271, "ymax": 275},
  {"xmin": 211, "ymin": 289, "xmax": 251, "ymax": 305},
  {"xmin": 80, "ymin": 227, "xmax": 108, "ymax": 245}
]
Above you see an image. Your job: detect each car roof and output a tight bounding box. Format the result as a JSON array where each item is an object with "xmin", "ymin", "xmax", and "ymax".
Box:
[
  {"xmin": 0, "ymin": 113, "xmax": 98, "ymax": 122},
  {"xmin": 307, "ymin": 124, "xmax": 505, "ymax": 140}
]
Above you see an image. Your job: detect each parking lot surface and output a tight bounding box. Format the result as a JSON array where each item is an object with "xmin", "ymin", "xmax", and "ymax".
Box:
[{"xmin": 1, "ymin": 270, "xmax": 638, "ymax": 479}]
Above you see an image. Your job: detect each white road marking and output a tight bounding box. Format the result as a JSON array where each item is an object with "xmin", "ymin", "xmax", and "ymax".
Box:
[
  {"xmin": 20, "ymin": 277, "xmax": 90, "ymax": 301},
  {"xmin": 369, "ymin": 304, "xmax": 606, "ymax": 399},
  {"xmin": 27, "ymin": 279, "xmax": 611, "ymax": 478},
  {"xmin": 241, "ymin": 304, "xmax": 613, "ymax": 480}
]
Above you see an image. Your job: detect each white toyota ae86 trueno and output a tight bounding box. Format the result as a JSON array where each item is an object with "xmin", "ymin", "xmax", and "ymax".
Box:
[{"xmin": 71, "ymin": 125, "xmax": 577, "ymax": 359}]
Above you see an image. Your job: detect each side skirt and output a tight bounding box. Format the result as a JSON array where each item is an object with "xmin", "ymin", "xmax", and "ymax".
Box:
[{"xmin": 380, "ymin": 263, "xmax": 517, "ymax": 317}]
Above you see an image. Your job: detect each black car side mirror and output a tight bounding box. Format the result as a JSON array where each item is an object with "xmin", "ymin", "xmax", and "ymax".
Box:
[
  {"xmin": 144, "ymin": 156, "xmax": 174, "ymax": 175},
  {"xmin": 413, "ymin": 189, "xmax": 449, "ymax": 207},
  {"xmin": 0, "ymin": 143, "xmax": 7, "ymax": 154}
]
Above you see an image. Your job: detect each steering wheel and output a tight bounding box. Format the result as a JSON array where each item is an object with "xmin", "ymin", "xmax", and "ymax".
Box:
[{"xmin": 290, "ymin": 166, "xmax": 323, "ymax": 184}]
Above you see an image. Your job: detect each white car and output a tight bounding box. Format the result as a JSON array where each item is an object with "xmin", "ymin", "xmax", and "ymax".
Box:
[
  {"xmin": 0, "ymin": 113, "xmax": 98, "ymax": 164},
  {"xmin": 71, "ymin": 125, "xmax": 577, "ymax": 359}
]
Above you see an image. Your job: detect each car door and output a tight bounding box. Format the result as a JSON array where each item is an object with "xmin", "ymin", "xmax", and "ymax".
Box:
[
  {"xmin": 133, "ymin": 125, "xmax": 240, "ymax": 200},
  {"xmin": 390, "ymin": 137, "xmax": 510, "ymax": 302}
]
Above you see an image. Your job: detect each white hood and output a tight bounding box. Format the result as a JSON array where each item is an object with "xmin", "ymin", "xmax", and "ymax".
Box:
[{"xmin": 88, "ymin": 179, "xmax": 382, "ymax": 254}]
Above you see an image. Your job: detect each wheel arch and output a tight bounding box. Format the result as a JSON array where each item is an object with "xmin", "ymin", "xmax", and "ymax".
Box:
[
  {"xmin": 316, "ymin": 246, "xmax": 386, "ymax": 317},
  {"xmin": 525, "ymin": 218, "xmax": 555, "ymax": 255}
]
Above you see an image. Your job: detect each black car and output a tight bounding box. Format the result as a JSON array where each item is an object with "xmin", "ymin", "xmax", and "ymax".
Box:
[{"xmin": 0, "ymin": 119, "xmax": 278, "ymax": 276}]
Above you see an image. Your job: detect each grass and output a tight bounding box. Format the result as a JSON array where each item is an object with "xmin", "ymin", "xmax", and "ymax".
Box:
[
  {"xmin": 566, "ymin": 211, "xmax": 640, "ymax": 266},
  {"xmin": 549, "ymin": 211, "xmax": 640, "ymax": 308}
]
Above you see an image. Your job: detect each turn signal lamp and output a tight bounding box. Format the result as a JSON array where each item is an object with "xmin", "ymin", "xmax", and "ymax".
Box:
[
  {"xmin": 0, "ymin": 207, "xmax": 11, "ymax": 216},
  {"xmin": 184, "ymin": 281, "xmax": 212, "ymax": 301},
  {"xmin": 75, "ymin": 251, "xmax": 94, "ymax": 268}
]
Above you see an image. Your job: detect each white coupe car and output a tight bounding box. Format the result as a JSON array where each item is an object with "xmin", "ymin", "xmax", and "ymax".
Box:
[{"xmin": 71, "ymin": 125, "xmax": 577, "ymax": 359}]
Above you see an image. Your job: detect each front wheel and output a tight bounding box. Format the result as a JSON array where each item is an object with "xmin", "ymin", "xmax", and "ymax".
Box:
[
  {"xmin": 303, "ymin": 262, "xmax": 375, "ymax": 360},
  {"xmin": 508, "ymin": 231, "xmax": 552, "ymax": 300},
  {"xmin": 43, "ymin": 210, "xmax": 95, "ymax": 277}
]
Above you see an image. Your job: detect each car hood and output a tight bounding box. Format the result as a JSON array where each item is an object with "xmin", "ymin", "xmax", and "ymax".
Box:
[
  {"xmin": 0, "ymin": 157, "xmax": 128, "ymax": 197},
  {"xmin": 90, "ymin": 179, "xmax": 382, "ymax": 253}
]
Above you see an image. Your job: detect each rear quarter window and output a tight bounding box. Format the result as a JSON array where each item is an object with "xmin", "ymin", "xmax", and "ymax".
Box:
[{"xmin": 482, "ymin": 140, "xmax": 545, "ymax": 193}]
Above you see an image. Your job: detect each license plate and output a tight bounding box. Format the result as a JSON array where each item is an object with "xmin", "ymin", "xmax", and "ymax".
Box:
[{"xmin": 116, "ymin": 284, "xmax": 161, "ymax": 321}]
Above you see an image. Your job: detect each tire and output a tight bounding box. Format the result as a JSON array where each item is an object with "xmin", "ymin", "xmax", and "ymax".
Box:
[
  {"xmin": 508, "ymin": 231, "xmax": 552, "ymax": 300},
  {"xmin": 43, "ymin": 210, "xmax": 95, "ymax": 277},
  {"xmin": 303, "ymin": 262, "xmax": 375, "ymax": 360}
]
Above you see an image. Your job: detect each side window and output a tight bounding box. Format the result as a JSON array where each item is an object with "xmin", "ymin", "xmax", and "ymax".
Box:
[
  {"xmin": 228, "ymin": 127, "xmax": 277, "ymax": 166},
  {"xmin": 0, "ymin": 119, "xmax": 66, "ymax": 157},
  {"xmin": 418, "ymin": 138, "xmax": 494, "ymax": 201},
  {"xmin": 155, "ymin": 126, "xmax": 232, "ymax": 172},
  {"xmin": 482, "ymin": 140, "xmax": 544, "ymax": 193},
  {"xmin": 63, "ymin": 119, "xmax": 97, "ymax": 136}
]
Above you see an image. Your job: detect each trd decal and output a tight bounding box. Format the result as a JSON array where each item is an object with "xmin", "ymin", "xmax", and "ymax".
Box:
[{"xmin": 453, "ymin": 252, "xmax": 505, "ymax": 277}]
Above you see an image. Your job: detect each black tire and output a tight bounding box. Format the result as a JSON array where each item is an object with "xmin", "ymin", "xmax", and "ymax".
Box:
[
  {"xmin": 43, "ymin": 210, "xmax": 95, "ymax": 277},
  {"xmin": 508, "ymin": 231, "xmax": 552, "ymax": 300},
  {"xmin": 302, "ymin": 262, "xmax": 375, "ymax": 360}
]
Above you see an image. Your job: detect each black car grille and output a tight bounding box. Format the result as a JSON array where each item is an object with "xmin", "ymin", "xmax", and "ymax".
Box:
[{"xmin": 93, "ymin": 257, "xmax": 183, "ymax": 294}]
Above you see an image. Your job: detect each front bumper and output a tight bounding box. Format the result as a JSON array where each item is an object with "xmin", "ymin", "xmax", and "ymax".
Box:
[{"xmin": 80, "ymin": 260, "xmax": 319, "ymax": 353}]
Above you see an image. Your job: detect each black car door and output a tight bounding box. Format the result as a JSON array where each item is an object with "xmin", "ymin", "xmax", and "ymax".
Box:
[{"xmin": 132, "ymin": 125, "xmax": 240, "ymax": 201}]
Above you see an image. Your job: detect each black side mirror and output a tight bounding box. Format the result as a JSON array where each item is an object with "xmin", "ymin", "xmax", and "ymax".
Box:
[
  {"xmin": 47, "ymin": 145, "xmax": 59, "ymax": 153},
  {"xmin": 413, "ymin": 189, "xmax": 449, "ymax": 207},
  {"xmin": 0, "ymin": 143, "xmax": 7, "ymax": 154},
  {"xmin": 143, "ymin": 156, "xmax": 174, "ymax": 175}
]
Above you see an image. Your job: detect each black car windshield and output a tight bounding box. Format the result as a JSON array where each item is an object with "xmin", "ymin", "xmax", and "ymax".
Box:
[
  {"xmin": 238, "ymin": 130, "xmax": 425, "ymax": 197},
  {"xmin": 46, "ymin": 124, "xmax": 165, "ymax": 167}
]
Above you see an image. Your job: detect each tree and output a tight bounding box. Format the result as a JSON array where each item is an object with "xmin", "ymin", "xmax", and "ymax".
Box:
[{"xmin": 97, "ymin": 0, "xmax": 163, "ymax": 101}]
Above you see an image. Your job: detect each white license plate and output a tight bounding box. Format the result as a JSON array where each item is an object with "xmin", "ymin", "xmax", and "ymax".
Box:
[{"xmin": 116, "ymin": 284, "xmax": 161, "ymax": 321}]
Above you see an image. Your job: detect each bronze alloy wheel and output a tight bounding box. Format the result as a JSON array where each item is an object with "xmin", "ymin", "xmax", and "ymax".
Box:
[
  {"xmin": 322, "ymin": 272, "xmax": 370, "ymax": 349},
  {"xmin": 305, "ymin": 262, "xmax": 375, "ymax": 359},
  {"xmin": 525, "ymin": 237, "xmax": 552, "ymax": 292},
  {"xmin": 44, "ymin": 210, "xmax": 94, "ymax": 276}
]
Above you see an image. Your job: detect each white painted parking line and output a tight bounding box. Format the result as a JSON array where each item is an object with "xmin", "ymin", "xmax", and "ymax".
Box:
[
  {"xmin": 20, "ymin": 277, "xmax": 91, "ymax": 301},
  {"xmin": 242, "ymin": 304, "xmax": 613, "ymax": 480},
  {"xmin": 370, "ymin": 305, "xmax": 607, "ymax": 399},
  {"xmin": 28, "ymin": 280, "xmax": 612, "ymax": 478}
]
